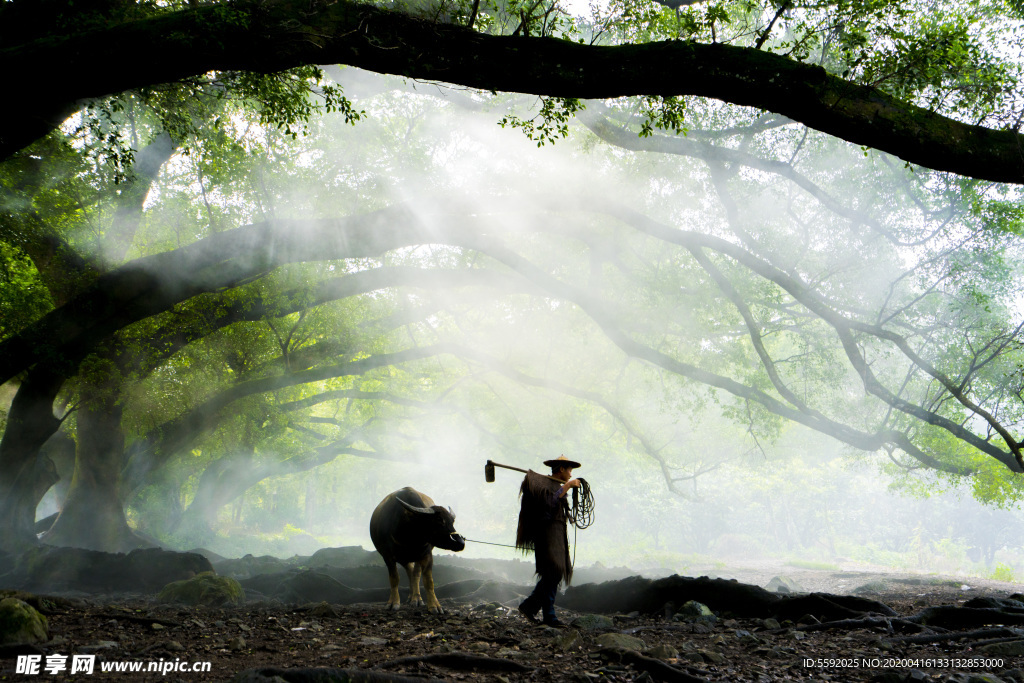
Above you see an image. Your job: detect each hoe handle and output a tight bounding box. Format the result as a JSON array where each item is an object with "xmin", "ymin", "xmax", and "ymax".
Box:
[
  {"xmin": 485, "ymin": 459, "xmax": 560, "ymax": 483},
  {"xmin": 487, "ymin": 460, "xmax": 528, "ymax": 474}
]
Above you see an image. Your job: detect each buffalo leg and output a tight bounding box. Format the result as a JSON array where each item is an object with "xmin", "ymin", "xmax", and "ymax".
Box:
[
  {"xmin": 406, "ymin": 562, "xmax": 424, "ymax": 607},
  {"xmin": 385, "ymin": 560, "xmax": 402, "ymax": 610},
  {"xmin": 420, "ymin": 555, "xmax": 443, "ymax": 613}
]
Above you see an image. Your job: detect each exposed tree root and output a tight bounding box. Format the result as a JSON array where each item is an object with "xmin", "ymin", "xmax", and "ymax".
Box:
[
  {"xmin": 907, "ymin": 606, "xmax": 1024, "ymax": 629},
  {"xmin": 886, "ymin": 627, "xmax": 1024, "ymax": 645},
  {"xmin": 232, "ymin": 667, "xmax": 443, "ymax": 682},
  {"xmin": 790, "ymin": 616, "xmax": 931, "ymax": 634},
  {"xmin": 373, "ymin": 651, "xmax": 532, "ymax": 672},
  {"xmin": 601, "ymin": 646, "xmax": 710, "ymax": 683}
]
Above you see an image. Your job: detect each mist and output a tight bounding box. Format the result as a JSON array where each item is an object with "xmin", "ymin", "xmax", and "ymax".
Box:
[
  {"xmin": 0, "ymin": 58, "xmax": 1019, "ymax": 590},
  {"xmin": 28, "ymin": 66, "xmax": 1010, "ymax": 587}
]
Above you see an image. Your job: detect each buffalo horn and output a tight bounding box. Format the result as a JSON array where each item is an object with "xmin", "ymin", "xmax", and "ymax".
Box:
[{"xmin": 398, "ymin": 498, "xmax": 436, "ymax": 515}]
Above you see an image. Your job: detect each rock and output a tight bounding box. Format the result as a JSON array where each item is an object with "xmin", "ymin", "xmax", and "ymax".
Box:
[
  {"xmin": 307, "ymin": 547, "xmax": 377, "ymax": 568},
  {"xmin": 645, "ymin": 644, "xmax": 678, "ymax": 660},
  {"xmin": 560, "ymin": 574, "xmax": 781, "ymax": 617},
  {"xmin": 979, "ymin": 640, "xmax": 1024, "ymax": 656},
  {"xmin": 124, "ymin": 548, "xmax": 214, "ymax": 591},
  {"xmin": 157, "ymin": 572, "xmax": 244, "ymax": 607},
  {"xmin": 570, "ymin": 614, "xmax": 614, "ymax": 630},
  {"xmin": 673, "ymin": 600, "xmax": 717, "ymax": 624},
  {"xmin": 854, "ymin": 581, "xmax": 890, "ymax": 595},
  {"xmin": 966, "ymin": 596, "xmax": 1024, "ymax": 610},
  {"xmin": 185, "ymin": 548, "xmax": 228, "ymax": 565},
  {"xmin": 0, "ymin": 590, "xmax": 59, "ymax": 614},
  {"xmin": 595, "ymin": 633, "xmax": 646, "ymax": 651},
  {"xmin": 0, "ymin": 598, "xmax": 48, "ymax": 645},
  {"xmin": 700, "ymin": 650, "xmax": 726, "ymax": 664},
  {"xmin": 555, "ymin": 629, "xmax": 580, "ymax": 651},
  {"xmin": 5, "ymin": 546, "xmax": 211, "ymax": 593},
  {"xmin": 214, "ymin": 554, "xmax": 293, "ymax": 580},
  {"xmin": 77, "ymin": 640, "xmax": 119, "ymax": 654},
  {"xmin": 360, "ymin": 637, "xmax": 388, "ymax": 646},
  {"xmin": 765, "ymin": 576, "xmax": 806, "ymax": 594},
  {"xmin": 943, "ymin": 674, "xmax": 1008, "ymax": 683},
  {"xmin": 677, "ymin": 600, "xmax": 714, "ymax": 618},
  {"xmin": 305, "ymin": 602, "xmax": 339, "ymax": 619},
  {"xmin": 229, "ymin": 636, "xmax": 246, "ymax": 651}
]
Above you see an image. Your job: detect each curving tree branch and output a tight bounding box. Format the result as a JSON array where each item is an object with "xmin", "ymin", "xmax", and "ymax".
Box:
[{"xmin": 3, "ymin": 0, "xmax": 1024, "ymax": 182}]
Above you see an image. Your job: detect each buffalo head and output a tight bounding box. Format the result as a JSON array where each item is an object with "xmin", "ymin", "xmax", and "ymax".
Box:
[{"xmin": 399, "ymin": 498, "xmax": 466, "ymax": 552}]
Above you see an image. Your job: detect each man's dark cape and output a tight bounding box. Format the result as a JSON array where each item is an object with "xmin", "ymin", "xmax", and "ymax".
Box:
[{"xmin": 515, "ymin": 470, "xmax": 572, "ymax": 585}]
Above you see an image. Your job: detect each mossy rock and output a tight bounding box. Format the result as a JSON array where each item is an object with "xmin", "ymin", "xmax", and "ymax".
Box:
[
  {"xmin": 0, "ymin": 597, "xmax": 49, "ymax": 645},
  {"xmin": 0, "ymin": 590, "xmax": 57, "ymax": 614},
  {"xmin": 157, "ymin": 572, "xmax": 244, "ymax": 607}
]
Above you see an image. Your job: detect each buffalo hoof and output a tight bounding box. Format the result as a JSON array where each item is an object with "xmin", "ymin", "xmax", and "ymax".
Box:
[
  {"xmin": 409, "ymin": 598, "xmax": 424, "ymax": 608},
  {"xmin": 428, "ymin": 605, "xmax": 444, "ymax": 614},
  {"xmin": 386, "ymin": 602, "xmax": 400, "ymax": 611}
]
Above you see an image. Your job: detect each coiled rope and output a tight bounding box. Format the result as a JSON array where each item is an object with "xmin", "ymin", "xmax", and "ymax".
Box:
[{"xmin": 568, "ymin": 478, "xmax": 595, "ymax": 530}]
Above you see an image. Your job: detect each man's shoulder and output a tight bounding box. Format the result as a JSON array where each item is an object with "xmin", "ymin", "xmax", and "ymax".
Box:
[{"xmin": 522, "ymin": 470, "xmax": 560, "ymax": 496}]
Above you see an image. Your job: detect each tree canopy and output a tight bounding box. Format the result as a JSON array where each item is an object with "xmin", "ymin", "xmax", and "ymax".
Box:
[
  {"xmin": 3, "ymin": 0, "xmax": 1024, "ymax": 181},
  {"xmin": 4, "ymin": 0, "xmax": 1024, "ymax": 558}
]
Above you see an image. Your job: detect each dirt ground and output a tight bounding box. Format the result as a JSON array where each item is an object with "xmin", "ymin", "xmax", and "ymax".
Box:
[{"xmin": 4, "ymin": 561, "xmax": 1024, "ymax": 683}]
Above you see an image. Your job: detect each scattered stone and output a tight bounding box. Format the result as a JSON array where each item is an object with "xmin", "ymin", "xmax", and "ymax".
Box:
[
  {"xmin": 151, "ymin": 623, "xmax": 165, "ymax": 631},
  {"xmin": 943, "ymin": 674, "xmax": 1007, "ymax": 683},
  {"xmin": 359, "ymin": 637, "xmax": 388, "ymax": 646},
  {"xmin": 306, "ymin": 602, "xmax": 339, "ymax": 619},
  {"xmin": 765, "ymin": 576, "xmax": 805, "ymax": 594},
  {"xmin": 595, "ymin": 633, "xmax": 645, "ymax": 651},
  {"xmin": 77, "ymin": 640, "xmax": 119, "ymax": 654},
  {"xmin": 555, "ymin": 629, "xmax": 580, "ymax": 651},
  {"xmin": 672, "ymin": 600, "xmax": 718, "ymax": 626},
  {"xmin": 979, "ymin": 640, "xmax": 1024, "ymax": 656},
  {"xmin": 854, "ymin": 581, "xmax": 890, "ymax": 595},
  {"xmin": 228, "ymin": 636, "xmax": 246, "ymax": 651},
  {"xmin": 571, "ymin": 614, "xmax": 614, "ymax": 630},
  {"xmin": 676, "ymin": 600, "xmax": 714, "ymax": 618},
  {"xmin": 644, "ymin": 644, "xmax": 678, "ymax": 660}
]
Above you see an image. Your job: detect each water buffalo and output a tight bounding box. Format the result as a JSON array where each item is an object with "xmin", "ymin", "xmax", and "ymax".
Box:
[{"xmin": 369, "ymin": 487, "xmax": 466, "ymax": 612}]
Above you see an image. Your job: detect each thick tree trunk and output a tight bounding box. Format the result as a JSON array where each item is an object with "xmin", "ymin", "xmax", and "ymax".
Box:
[
  {"xmin": 40, "ymin": 399, "xmax": 149, "ymax": 552},
  {"xmin": 0, "ymin": 369, "xmax": 64, "ymax": 551},
  {"xmin": 178, "ymin": 451, "xmax": 256, "ymax": 539}
]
